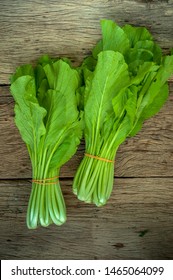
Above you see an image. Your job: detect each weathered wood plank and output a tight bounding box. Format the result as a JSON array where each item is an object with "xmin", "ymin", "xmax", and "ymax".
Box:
[
  {"xmin": 0, "ymin": 178, "xmax": 172, "ymax": 260},
  {"xmin": 0, "ymin": 84, "xmax": 173, "ymax": 179},
  {"xmin": 0, "ymin": 0, "xmax": 173, "ymax": 84},
  {"xmin": 0, "ymin": 0, "xmax": 173, "ymax": 263}
]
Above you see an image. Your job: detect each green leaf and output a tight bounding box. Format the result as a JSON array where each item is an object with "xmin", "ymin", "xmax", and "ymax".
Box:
[
  {"xmin": 42, "ymin": 60, "xmax": 80, "ymax": 147},
  {"xmin": 92, "ymin": 20, "xmax": 129, "ymax": 58},
  {"xmin": 129, "ymin": 55, "xmax": 173, "ymax": 137},
  {"xmin": 38, "ymin": 54, "xmax": 53, "ymax": 66},
  {"xmin": 142, "ymin": 82, "xmax": 169, "ymax": 120},
  {"xmin": 49, "ymin": 117, "xmax": 83, "ymax": 169},
  {"xmin": 110, "ymin": 86, "xmax": 137, "ymax": 148},
  {"xmin": 10, "ymin": 76, "xmax": 46, "ymax": 150},
  {"xmin": 76, "ymin": 86, "xmax": 85, "ymax": 111},
  {"xmin": 130, "ymin": 62, "xmax": 159, "ymax": 85},
  {"xmin": 84, "ymin": 50, "xmax": 129, "ymax": 132},
  {"xmin": 137, "ymin": 55, "xmax": 173, "ymax": 117},
  {"xmin": 133, "ymin": 40, "xmax": 162, "ymax": 64},
  {"xmin": 10, "ymin": 64, "xmax": 34, "ymax": 83},
  {"xmin": 123, "ymin": 24, "xmax": 153, "ymax": 47},
  {"xmin": 82, "ymin": 56, "xmax": 97, "ymax": 73},
  {"xmin": 129, "ymin": 83, "xmax": 169, "ymax": 137},
  {"xmin": 127, "ymin": 48, "xmax": 154, "ymax": 65},
  {"xmin": 92, "ymin": 40, "xmax": 103, "ymax": 59}
]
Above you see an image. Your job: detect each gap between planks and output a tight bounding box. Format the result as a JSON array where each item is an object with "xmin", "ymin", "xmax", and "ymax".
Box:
[{"xmin": 1, "ymin": 176, "xmax": 173, "ymax": 182}]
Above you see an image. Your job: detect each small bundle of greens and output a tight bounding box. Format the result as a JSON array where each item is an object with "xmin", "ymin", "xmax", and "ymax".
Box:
[
  {"xmin": 72, "ymin": 20, "xmax": 173, "ymax": 206},
  {"xmin": 10, "ymin": 56, "xmax": 82, "ymax": 228}
]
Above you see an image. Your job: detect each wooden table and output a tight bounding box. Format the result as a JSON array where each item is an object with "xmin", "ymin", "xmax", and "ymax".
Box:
[{"xmin": 0, "ymin": 0, "xmax": 173, "ymax": 260}]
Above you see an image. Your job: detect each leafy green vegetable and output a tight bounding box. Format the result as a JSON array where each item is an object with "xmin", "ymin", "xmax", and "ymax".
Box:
[
  {"xmin": 73, "ymin": 20, "xmax": 173, "ymax": 206},
  {"xmin": 10, "ymin": 56, "xmax": 82, "ymax": 229}
]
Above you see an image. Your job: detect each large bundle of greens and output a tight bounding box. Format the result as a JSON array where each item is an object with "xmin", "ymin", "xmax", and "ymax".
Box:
[
  {"xmin": 72, "ymin": 20, "xmax": 173, "ymax": 206},
  {"xmin": 10, "ymin": 56, "xmax": 82, "ymax": 228}
]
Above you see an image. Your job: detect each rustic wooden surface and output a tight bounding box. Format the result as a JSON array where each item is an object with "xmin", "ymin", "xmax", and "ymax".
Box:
[{"xmin": 0, "ymin": 0, "xmax": 173, "ymax": 260}]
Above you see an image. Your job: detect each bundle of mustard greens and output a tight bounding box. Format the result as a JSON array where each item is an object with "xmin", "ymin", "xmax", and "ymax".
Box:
[
  {"xmin": 10, "ymin": 56, "xmax": 82, "ymax": 228},
  {"xmin": 72, "ymin": 20, "xmax": 173, "ymax": 206},
  {"xmin": 10, "ymin": 20, "xmax": 173, "ymax": 228}
]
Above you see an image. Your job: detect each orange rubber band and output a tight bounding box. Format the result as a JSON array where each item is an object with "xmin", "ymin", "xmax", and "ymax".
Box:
[
  {"xmin": 32, "ymin": 180, "xmax": 59, "ymax": 185},
  {"xmin": 32, "ymin": 175, "xmax": 59, "ymax": 185},
  {"xmin": 84, "ymin": 153, "xmax": 114, "ymax": 163}
]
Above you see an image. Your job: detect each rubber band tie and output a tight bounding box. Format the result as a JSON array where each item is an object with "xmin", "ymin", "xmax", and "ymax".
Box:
[
  {"xmin": 32, "ymin": 175, "xmax": 59, "ymax": 185},
  {"xmin": 84, "ymin": 153, "xmax": 114, "ymax": 163}
]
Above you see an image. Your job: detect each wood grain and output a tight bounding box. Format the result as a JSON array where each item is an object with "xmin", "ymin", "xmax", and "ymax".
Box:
[
  {"xmin": 0, "ymin": 0, "xmax": 173, "ymax": 84},
  {"xmin": 0, "ymin": 0, "xmax": 173, "ymax": 261},
  {"xmin": 0, "ymin": 84, "xmax": 173, "ymax": 179},
  {"xmin": 0, "ymin": 178, "xmax": 173, "ymax": 260}
]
